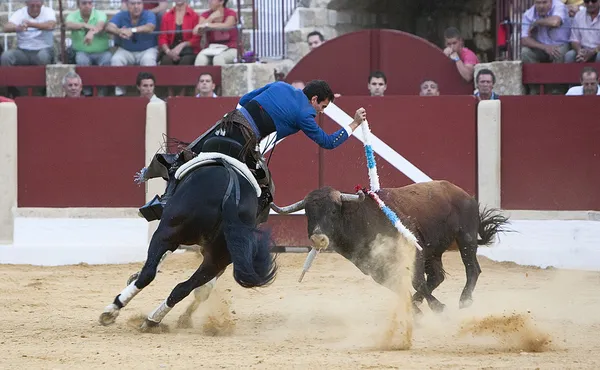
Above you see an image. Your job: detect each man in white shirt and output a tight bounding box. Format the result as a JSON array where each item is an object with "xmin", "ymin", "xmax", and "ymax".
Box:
[
  {"xmin": 195, "ymin": 73, "xmax": 218, "ymax": 98},
  {"xmin": 136, "ymin": 71, "xmax": 163, "ymax": 102},
  {"xmin": 0, "ymin": 0, "xmax": 56, "ymax": 66},
  {"xmin": 565, "ymin": 66, "xmax": 600, "ymax": 95}
]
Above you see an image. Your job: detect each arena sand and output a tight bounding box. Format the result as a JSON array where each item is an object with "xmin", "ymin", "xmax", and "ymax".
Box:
[{"xmin": 1, "ymin": 249, "xmax": 599, "ymax": 369}]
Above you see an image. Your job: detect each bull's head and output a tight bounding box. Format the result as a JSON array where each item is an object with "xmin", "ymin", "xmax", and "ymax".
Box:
[{"xmin": 270, "ymin": 187, "xmax": 365, "ymax": 250}]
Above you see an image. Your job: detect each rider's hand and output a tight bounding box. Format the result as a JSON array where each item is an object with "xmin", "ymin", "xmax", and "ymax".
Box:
[{"xmin": 349, "ymin": 107, "xmax": 367, "ymax": 131}]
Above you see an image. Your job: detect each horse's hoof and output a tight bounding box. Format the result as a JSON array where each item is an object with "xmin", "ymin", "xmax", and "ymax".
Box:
[
  {"xmin": 459, "ymin": 298, "xmax": 473, "ymax": 309},
  {"xmin": 430, "ymin": 301, "xmax": 446, "ymax": 313},
  {"xmin": 177, "ymin": 314, "xmax": 193, "ymax": 329},
  {"xmin": 140, "ymin": 318, "xmax": 169, "ymax": 333},
  {"xmin": 126, "ymin": 272, "xmax": 139, "ymax": 286},
  {"xmin": 99, "ymin": 304, "xmax": 120, "ymax": 326}
]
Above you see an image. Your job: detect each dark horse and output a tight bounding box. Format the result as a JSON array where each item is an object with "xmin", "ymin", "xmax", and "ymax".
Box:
[{"xmin": 98, "ymin": 156, "xmax": 278, "ymax": 331}]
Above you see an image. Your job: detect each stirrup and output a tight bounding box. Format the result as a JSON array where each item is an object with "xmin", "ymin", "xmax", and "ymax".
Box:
[{"xmin": 138, "ymin": 195, "xmax": 164, "ymax": 221}]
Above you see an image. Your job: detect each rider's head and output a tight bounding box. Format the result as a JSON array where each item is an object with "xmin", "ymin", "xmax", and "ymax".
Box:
[{"xmin": 303, "ymin": 80, "xmax": 335, "ymax": 113}]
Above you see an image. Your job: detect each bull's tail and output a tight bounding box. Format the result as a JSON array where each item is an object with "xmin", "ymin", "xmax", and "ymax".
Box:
[
  {"xmin": 221, "ymin": 177, "xmax": 277, "ymax": 289},
  {"xmin": 477, "ymin": 207, "xmax": 511, "ymax": 246}
]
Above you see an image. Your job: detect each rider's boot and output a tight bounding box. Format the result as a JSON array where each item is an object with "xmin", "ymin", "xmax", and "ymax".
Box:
[{"xmin": 138, "ymin": 170, "xmax": 178, "ymax": 222}]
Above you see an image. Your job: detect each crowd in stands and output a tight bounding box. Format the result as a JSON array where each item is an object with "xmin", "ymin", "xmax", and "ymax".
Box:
[{"xmin": 1, "ymin": 0, "xmax": 599, "ymax": 100}]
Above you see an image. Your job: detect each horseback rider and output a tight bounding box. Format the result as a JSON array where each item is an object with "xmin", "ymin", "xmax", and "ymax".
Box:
[{"xmin": 136, "ymin": 79, "xmax": 367, "ymax": 222}]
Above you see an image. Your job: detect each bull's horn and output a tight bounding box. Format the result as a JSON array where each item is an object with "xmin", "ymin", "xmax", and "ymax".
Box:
[
  {"xmin": 270, "ymin": 199, "xmax": 306, "ymax": 214},
  {"xmin": 340, "ymin": 191, "xmax": 365, "ymax": 202}
]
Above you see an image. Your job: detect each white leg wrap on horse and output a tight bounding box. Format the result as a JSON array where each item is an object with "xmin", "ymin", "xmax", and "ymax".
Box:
[
  {"xmin": 118, "ymin": 282, "xmax": 141, "ymax": 307},
  {"xmin": 147, "ymin": 299, "xmax": 172, "ymax": 323},
  {"xmin": 194, "ymin": 277, "xmax": 217, "ymax": 302}
]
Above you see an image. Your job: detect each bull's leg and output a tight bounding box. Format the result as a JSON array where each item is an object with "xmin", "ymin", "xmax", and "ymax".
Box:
[
  {"xmin": 141, "ymin": 256, "xmax": 224, "ymax": 332},
  {"xmin": 412, "ymin": 254, "xmax": 446, "ymax": 313},
  {"xmin": 176, "ymin": 269, "xmax": 226, "ymax": 328},
  {"xmin": 413, "ymin": 256, "xmax": 445, "ymax": 304},
  {"xmin": 457, "ymin": 232, "xmax": 481, "ymax": 309},
  {"xmin": 99, "ymin": 229, "xmax": 179, "ymax": 326}
]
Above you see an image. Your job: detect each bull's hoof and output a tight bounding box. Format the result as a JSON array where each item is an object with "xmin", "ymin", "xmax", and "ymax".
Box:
[
  {"xmin": 126, "ymin": 272, "xmax": 139, "ymax": 286},
  {"xmin": 459, "ymin": 298, "xmax": 473, "ymax": 309},
  {"xmin": 99, "ymin": 304, "xmax": 120, "ymax": 326}
]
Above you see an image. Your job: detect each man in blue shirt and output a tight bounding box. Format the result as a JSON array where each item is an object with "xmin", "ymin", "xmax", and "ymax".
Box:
[
  {"xmin": 105, "ymin": 0, "xmax": 158, "ymax": 95},
  {"xmin": 137, "ymin": 80, "xmax": 367, "ymax": 222}
]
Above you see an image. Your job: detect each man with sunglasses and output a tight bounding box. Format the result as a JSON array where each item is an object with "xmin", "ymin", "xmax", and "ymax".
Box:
[{"xmin": 565, "ymin": 0, "xmax": 600, "ymax": 63}]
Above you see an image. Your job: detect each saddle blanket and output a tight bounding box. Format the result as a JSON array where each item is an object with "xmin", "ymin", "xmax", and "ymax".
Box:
[{"xmin": 174, "ymin": 152, "xmax": 261, "ymax": 197}]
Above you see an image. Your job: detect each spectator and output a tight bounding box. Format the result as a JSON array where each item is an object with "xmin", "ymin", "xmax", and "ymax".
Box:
[
  {"xmin": 158, "ymin": 0, "xmax": 199, "ymax": 65},
  {"xmin": 561, "ymin": 0, "xmax": 584, "ymax": 17},
  {"xmin": 0, "ymin": 0, "xmax": 56, "ymax": 67},
  {"xmin": 474, "ymin": 69, "xmax": 500, "ymax": 100},
  {"xmin": 565, "ymin": 0, "xmax": 600, "ymax": 63},
  {"xmin": 65, "ymin": 0, "xmax": 111, "ymax": 97},
  {"xmin": 368, "ymin": 70, "xmax": 387, "ymax": 97},
  {"xmin": 291, "ymin": 81, "xmax": 305, "ymax": 89},
  {"xmin": 106, "ymin": 0, "xmax": 158, "ymax": 96},
  {"xmin": 566, "ymin": 66, "xmax": 600, "ymax": 95},
  {"xmin": 443, "ymin": 27, "xmax": 479, "ymax": 83},
  {"xmin": 137, "ymin": 72, "xmax": 163, "ymax": 102},
  {"xmin": 193, "ymin": 0, "xmax": 239, "ymax": 66},
  {"xmin": 419, "ymin": 80, "xmax": 440, "ymax": 96},
  {"xmin": 195, "ymin": 73, "xmax": 218, "ymax": 97},
  {"xmin": 307, "ymin": 31, "xmax": 325, "ymax": 50},
  {"xmin": 63, "ymin": 71, "xmax": 83, "ymax": 98},
  {"xmin": 520, "ymin": 0, "xmax": 571, "ymax": 64},
  {"xmin": 121, "ymin": 0, "xmax": 167, "ymax": 19}
]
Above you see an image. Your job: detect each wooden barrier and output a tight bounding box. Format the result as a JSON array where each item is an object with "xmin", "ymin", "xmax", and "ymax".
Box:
[
  {"xmin": 0, "ymin": 66, "xmax": 46, "ymax": 96},
  {"xmin": 521, "ymin": 63, "xmax": 599, "ymax": 94}
]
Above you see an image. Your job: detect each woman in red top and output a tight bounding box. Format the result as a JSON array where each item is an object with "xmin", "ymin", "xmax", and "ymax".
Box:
[
  {"xmin": 192, "ymin": 0, "xmax": 239, "ymax": 66},
  {"xmin": 158, "ymin": 0, "xmax": 200, "ymax": 65}
]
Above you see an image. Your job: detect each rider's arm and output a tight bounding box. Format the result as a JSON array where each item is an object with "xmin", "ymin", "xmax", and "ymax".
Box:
[
  {"xmin": 298, "ymin": 110, "xmax": 352, "ymax": 150},
  {"xmin": 239, "ymin": 82, "xmax": 276, "ymax": 106}
]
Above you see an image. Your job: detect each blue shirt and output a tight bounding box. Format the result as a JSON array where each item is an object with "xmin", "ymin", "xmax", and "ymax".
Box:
[
  {"xmin": 109, "ymin": 10, "xmax": 157, "ymax": 52},
  {"xmin": 239, "ymin": 81, "xmax": 350, "ymax": 150}
]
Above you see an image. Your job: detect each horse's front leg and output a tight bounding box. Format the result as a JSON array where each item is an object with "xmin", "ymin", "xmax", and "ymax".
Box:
[
  {"xmin": 126, "ymin": 250, "xmax": 173, "ymax": 286},
  {"xmin": 141, "ymin": 256, "xmax": 225, "ymax": 332},
  {"xmin": 99, "ymin": 231, "xmax": 178, "ymax": 326}
]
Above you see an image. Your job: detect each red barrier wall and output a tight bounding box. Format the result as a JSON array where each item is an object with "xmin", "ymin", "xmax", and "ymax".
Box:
[
  {"xmin": 320, "ymin": 96, "xmax": 478, "ymax": 196},
  {"xmin": 285, "ymin": 29, "xmax": 474, "ymax": 96},
  {"xmin": 501, "ymin": 96, "xmax": 600, "ymax": 210},
  {"xmin": 16, "ymin": 97, "xmax": 147, "ymax": 207}
]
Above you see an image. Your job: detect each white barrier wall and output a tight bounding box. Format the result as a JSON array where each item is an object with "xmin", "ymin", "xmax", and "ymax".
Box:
[
  {"xmin": 0, "ymin": 102, "xmax": 17, "ymax": 245},
  {"xmin": 145, "ymin": 101, "xmax": 168, "ymax": 241}
]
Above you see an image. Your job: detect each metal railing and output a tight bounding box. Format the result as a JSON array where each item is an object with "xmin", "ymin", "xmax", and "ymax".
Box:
[
  {"xmin": 496, "ymin": 0, "xmax": 535, "ymax": 61},
  {"xmin": 250, "ymin": 0, "xmax": 298, "ymax": 60}
]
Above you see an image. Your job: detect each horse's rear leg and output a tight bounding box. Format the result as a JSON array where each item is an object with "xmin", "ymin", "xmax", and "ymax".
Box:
[
  {"xmin": 412, "ymin": 253, "xmax": 445, "ymax": 314},
  {"xmin": 176, "ymin": 269, "xmax": 226, "ymax": 328},
  {"xmin": 99, "ymin": 231, "xmax": 178, "ymax": 326},
  {"xmin": 141, "ymin": 256, "xmax": 226, "ymax": 331},
  {"xmin": 457, "ymin": 232, "xmax": 481, "ymax": 309},
  {"xmin": 412, "ymin": 255, "xmax": 445, "ymax": 305}
]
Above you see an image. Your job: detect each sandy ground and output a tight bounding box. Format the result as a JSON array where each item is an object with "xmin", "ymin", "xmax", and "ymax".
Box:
[{"xmin": 1, "ymin": 250, "xmax": 599, "ymax": 369}]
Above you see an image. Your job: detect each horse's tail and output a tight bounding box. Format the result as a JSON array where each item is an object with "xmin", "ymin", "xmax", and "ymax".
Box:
[
  {"xmin": 477, "ymin": 206, "xmax": 511, "ymax": 246},
  {"xmin": 221, "ymin": 178, "xmax": 277, "ymax": 289}
]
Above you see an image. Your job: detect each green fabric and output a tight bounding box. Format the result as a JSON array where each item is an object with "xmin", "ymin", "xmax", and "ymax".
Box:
[{"xmin": 66, "ymin": 9, "xmax": 110, "ymax": 53}]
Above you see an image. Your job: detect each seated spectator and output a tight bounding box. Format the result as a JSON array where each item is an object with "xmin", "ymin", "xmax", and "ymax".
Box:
[
  {"xmin": 63, "ymin": 71, "xmax": 83, "ymax": 98},
  {"xmin": 443, "ymin": 27, "xmax": 479, "ymax": 83},
  {"xmin": 106, "ymin": 0, "xmax": 158, "ymax": 96},
  {"xmin": 193, "ymin": 0, "xmax": 238, "ymax": 66},
  {"xmin": 474, "ymin": 69, "xmax": 500, "ymax": 100},
  {"xmin": 520, "ymin": 0, "xmax": 571, "ymax": 64},
  {"xmin": 137, "ymin": 72, "xmax": 163, "ymax": 102},
  {"xmin": 566, "ymin": 66, "xmax": 600, "ymax": 95},
  {"xmin": 565, "ymin": 0, "xmax": 600, "ymax": 63},
  {"xmin": 65, "ymin": 0, "xmax": 111, "ymax": 96},
  {"xmin": 0, "ymin": 0, "xmax": 56, "ymax": 67},
  {"xmin": 561, "ymin": 0, "xmax": 584, "ymax": 17},
  {"xmin": 158, "ymin": 0, "xmax": 199, "ymax": 65},
  {"xmin": 419, "ymin": 80, "xmax": 440, "ymax": 96},
  {"xmin": 195, "ymin": 73, "xmax": 218, "ymax": 97},
  {"xmin": 307, "ymin": 31, "xmax": 325, "ymax": 50},
  {"xmin": 121, "ymin": 0, "xmax": 167, "ymax": 21},
  {"xmin": 368, "ymin": 70, "xmax": 387, "ymax": 97},
  {"xmin": 291, "ymin": 81, "xmax": 305, "ymax": 89}
]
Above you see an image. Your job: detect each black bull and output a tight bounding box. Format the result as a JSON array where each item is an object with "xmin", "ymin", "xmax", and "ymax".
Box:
[{"xmin": 271, "ymin": 180, "xmax": 510, "ymax": 315}]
